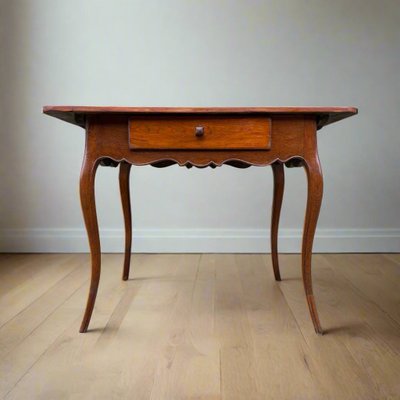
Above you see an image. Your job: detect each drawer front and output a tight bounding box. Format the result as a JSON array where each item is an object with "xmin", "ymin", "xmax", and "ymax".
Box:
[{"xmin": 129, "ymin": 115, "xmax": 271, "ymax": 150}]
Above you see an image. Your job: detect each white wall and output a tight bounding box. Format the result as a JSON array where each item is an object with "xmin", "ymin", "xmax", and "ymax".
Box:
[{"xmin": 1, "ymin": 0, "xmax": 399, "ymax": 253}]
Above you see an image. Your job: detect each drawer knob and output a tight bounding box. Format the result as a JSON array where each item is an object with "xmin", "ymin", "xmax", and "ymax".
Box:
[{"xmin": 195, "ymin": 126, "xmax": 204, "ymax": 137}]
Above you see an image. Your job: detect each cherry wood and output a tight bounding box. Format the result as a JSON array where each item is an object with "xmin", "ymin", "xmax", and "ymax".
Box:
[
  {"xmin": 43, "ymin": 105, "xmax": 357, "ymax": 335},
  {"xmin": 271, "ymin": 162, "xmax": 285, "ymax": 282},
  {"xmin": 119, "ymin": 162, "xmax": 132, "ymax": 281},
  {"xmin": 83, "ymin": 114, "xmax": 313, "ymax": 168},
  {"xmin": 129, "ymin": 115, "xmax": 271, "ymax": 150},
  {"xmin": 43, "ymin": 106, "xmax": 357, "ymax": 130}
]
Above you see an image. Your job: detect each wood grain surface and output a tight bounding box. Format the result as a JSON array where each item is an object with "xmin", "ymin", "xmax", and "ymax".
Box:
[
  {"xmin": 43, "ymin": 106, "xmax": 358, "ymax": 129},
  {"xmin": 0, "ymin": 253, "xmax": 399, "ymax": 400},
  {"xmin": 129, "ymin": 115, "xmax": 271, "ymax": 150}
]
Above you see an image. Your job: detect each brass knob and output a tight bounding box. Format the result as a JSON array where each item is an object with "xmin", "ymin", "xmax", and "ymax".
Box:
[{"xmin": 195, "ymin": 126, "xmax": 204, "ymax": 137}]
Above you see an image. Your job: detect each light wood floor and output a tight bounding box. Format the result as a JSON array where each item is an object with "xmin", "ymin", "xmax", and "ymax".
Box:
[{"xmin": 0, "ymin": 253, "xmax": 399, "ymax": 400}]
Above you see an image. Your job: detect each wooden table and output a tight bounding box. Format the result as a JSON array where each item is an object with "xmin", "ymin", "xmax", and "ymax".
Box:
[{"xmin": 43, "ymin": 106, "xmax": 357, "ymax": 335}]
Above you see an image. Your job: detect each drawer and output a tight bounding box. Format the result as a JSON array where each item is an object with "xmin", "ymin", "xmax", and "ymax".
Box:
[{"xmin": 129, "ymin": 115, "xmax": 271, "ymax": 150}]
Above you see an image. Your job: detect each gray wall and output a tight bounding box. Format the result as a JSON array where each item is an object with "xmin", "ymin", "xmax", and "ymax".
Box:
[{"xmin": 1, "ymin": 0, "xmax": 399, "ymax": 252}]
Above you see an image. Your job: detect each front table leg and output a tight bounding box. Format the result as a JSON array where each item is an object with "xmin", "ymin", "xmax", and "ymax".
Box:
[
  {"xmin": 302, "ymin": 154, "xmax": 324, "ymax": 334},
  {"xmin": 79, "ymin": 154, "xmax": 101, "ymax": 333}
]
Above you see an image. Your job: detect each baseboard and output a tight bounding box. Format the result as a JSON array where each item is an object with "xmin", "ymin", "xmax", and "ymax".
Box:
[{"xmin": 0, "ymin": 228, "xmax": 399, "ymax": 253}]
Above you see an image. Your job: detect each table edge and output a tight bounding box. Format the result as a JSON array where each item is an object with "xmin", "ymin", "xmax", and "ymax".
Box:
[{"xmin": 42, "ymin": 106, "xmax": 358, "ymax": 130}]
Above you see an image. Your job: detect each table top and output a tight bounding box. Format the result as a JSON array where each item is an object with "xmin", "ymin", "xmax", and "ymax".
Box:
[{"xmin": 43, "ymin": 106, "xmax": 358, "ymax": 130}]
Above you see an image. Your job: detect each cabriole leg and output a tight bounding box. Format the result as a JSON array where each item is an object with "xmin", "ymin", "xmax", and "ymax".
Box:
[
  {"xmin": 271, "ymin": 162, "xmax": 285, "ymax": 281},
  {"xmin": 119, "ymin": 162, "xmax": 132, "ymax": 281},
  {"xmin": 302, "ymin": 156, "xmax": 323, "ymax": 334},
  {"xmin": 79, "ymin": 154, "xmax": 101, "ymax": 333}
]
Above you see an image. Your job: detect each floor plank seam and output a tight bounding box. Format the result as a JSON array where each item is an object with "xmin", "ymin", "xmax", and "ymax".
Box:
[
  {"xmin": 2, "ymin": 281, "xmax": 88, "ymax": 399},
  {"xmin": 364, "ymin": 319, "xmax": 400, "ymax": 357},
  {"xmin": 219, "ymin": 348, "xmax": 223, "ymax": 399},
  {"xmin": 383, "ymin": 254, "xmax": 400, "ymax": 266},
  {"xmin": 2, "ymin": 254, "xmax": 400, "ymax": 400},
  {"xmin": 234, "ymin": 255, "xmax": 263, "ymax": 362},
  {"xmin": 260, "ymin": 255, "xmax": 313, "ymax": 345},
  {"xmin": 276, "ymin": 280, "xmax": 310, "ymax": 346},
  {"xmin": 0, "ymin": 257, "xmax": 85, "ymax": 331},
  {"xmin": 2, "ymin": 275, "xmax": 89, "ymax": 359},
  {"xmin": 189, "ymin": 254, "xmax": 202, "ymax": 308},
  {"xmin": 329, "ymin": 261, "xmax": 400, "ymax": 331},
  {"xmin": 147, "ymin": 255, "xmax": 202, "ymax": 400}
]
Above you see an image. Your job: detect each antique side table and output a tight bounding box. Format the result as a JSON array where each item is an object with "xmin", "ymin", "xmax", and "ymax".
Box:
[{"xmin": 43, "ymin": 106, "xmax": 357, "ymax": 335}]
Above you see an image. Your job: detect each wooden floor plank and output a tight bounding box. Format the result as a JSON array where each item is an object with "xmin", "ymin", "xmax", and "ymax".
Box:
[
  {"xmin": 213, "ymin": 254, "xmax": 259, "ymax": 400},
  {"xmin": 1, "ymin": 254, "xmax": 126, "ymax": 399},
  {"xmin": 384, "ymin": 253, "xmax": 400, "ymax": 265},
  {"xmin": 235, "ymin": 254, "xmax": 323, "ymax": 400},
  {"xmin": 83, "ymin": 254, "xmax": 189, "ymax": 400},
  {"xmin": 0, "ymin": 254, "xmax": 79, "ymax": 327},
  {"xmin": 320, "ymin": 255, "xmax": 400, "ymax": 398},
  {"xmin": 148, "ymin": 254, "xmax": 218, "ymax": 400},
  {"xmin": 277, "ymin": 254, "xmax": 400, "ymax": 399},
  {"xmin": 1, "ymin": 253, "xmax": 399, "ymax": 400},
  {"xmin": 327, "ymin": 254, "xmax": 400, "ymax": 325},
  {"xmin": 0, "ymin": 254, "xmax": 66, "ymax": 297},
  {"xmin": 183, "ymin": 254, "xmax": 220, "ymax": 400},
  {"xmin": 0, "ymin": 257, "xmax": 88, "ymax": 358},
  {"xmin": 322, "ymin": 254, "xmax": 400, "ymax": 353},
  {"xmin": 147, "ymin": 254, "xmax": 220, "ymax": 400}
]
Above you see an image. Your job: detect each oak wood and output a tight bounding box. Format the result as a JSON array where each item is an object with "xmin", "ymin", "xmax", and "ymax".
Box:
[
  {"xmin": 278, "ymin": 254, "xmax": 400, "ymax": 399},
  {"xmin": 0, "ymin": 254, "xmax": 128, "ymax": 399},
  {"xmin": 234, "ymin": 254, "xmax": 323, "ymax": 397},
  {"xmin": 129, "ymin": 115, "xmax": 271, "ymax": 150},
  {"xmin": 0, "ymin": 254, "xmax": 78, "ymax": 329},
  {"xmin": 119, "ymin": 162, "xmax": 132, "ymax": 281},
  {"xmin": 1, "ymin": 254, "xmax": 400, "ymax": 399},
  {"xmin": 43, "ymin": 106, "xmax": 358, "ymax": 335},
  {"xmin": 0, "ymin": 258, "xmax": 87, "ymax": 360},
  {"xmin": 327, "ymin": 254, "xmax": 400, "ymax": 325},
  {"xmin": 271, "ymin": 162, "xmax": 285, "ymax": 281}
]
